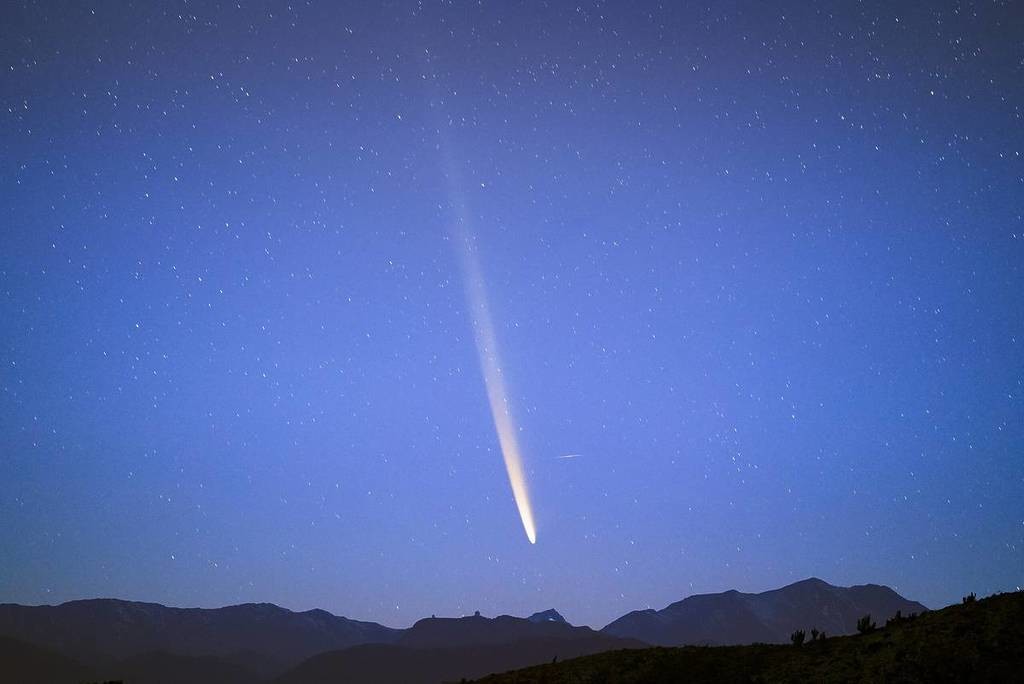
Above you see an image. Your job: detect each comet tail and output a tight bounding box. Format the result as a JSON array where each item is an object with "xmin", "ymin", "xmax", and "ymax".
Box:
[{"xmin": 454, "ymin": 232, "xmax": 537, "ymax": 544}]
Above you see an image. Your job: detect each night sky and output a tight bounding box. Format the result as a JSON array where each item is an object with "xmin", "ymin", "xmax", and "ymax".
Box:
[{"xmin": 1, "ymin": 1, "xmax": 1022, "ymax": 629}]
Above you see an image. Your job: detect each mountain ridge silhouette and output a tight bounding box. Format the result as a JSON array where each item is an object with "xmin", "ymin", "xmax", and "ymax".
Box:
[
  {"xmin": 601, "ymin": 577, "xmax": 927, "ymax": 645},
  {"xmin": 0, "ymin": 577, "xmax": 929, "ymax": 683}
]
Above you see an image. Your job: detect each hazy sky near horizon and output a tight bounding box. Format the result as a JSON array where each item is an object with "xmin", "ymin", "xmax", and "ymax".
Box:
[{"xmin": 1, "ymin": 1, "xmax": 1022, "ymax": 628}]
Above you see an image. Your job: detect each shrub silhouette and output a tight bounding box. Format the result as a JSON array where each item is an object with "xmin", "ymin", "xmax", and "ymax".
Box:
[
  {"xmin": 810, "ymin": 628, "xmax": 819, "ymax": 641},
  {"xmin": 857, "ymin": 614, "xmax": 876, "ymax": 634},
  {"xmin": 790, "ymin": 629, "xmax": 805, "ymax": 646},
  {"xmin": 887, "ymin": 610, "xmax": 903, "ymax": 627},
  {"xmin": 963, "ymin": 592, "xmax": 977, "ymax": 604}
]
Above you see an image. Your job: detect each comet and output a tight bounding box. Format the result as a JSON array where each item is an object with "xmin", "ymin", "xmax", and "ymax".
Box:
[
  {"xmin": 434, "ymin": 107, "xmax": 537, "ymax": 545},
  {"xmin": 454, "ymin": 233, "xmax": 538, "ymax": 545}
]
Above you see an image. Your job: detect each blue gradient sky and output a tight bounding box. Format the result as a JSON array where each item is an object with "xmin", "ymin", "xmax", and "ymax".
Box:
[{"xmin": 1, "ymin": 1, "xmax": 1021, "ymax": 628}]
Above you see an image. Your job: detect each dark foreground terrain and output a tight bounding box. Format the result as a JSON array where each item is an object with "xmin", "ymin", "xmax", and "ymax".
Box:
[
  {"xmin": 0, "ymin": 578, "xmax": 922, "ymax": 683},
  {"xmin": 477, "ymin": 590, "xmax": 1024, "ymax": 683},
  {"xmin": 2, "ymin": 582, "xmax": 1014, "ymax": 683}
]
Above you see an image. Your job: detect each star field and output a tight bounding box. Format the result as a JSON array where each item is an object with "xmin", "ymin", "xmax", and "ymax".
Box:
[{"xmin": 1, "ymin": 1, "xmax": 1022, "ymax": 628}]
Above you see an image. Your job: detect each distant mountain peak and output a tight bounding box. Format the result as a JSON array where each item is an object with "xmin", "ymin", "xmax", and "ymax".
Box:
[
  {"xmin": 782, "ymin": 577, "xmax": 835, "ymax": 591},
  {"xmin": 796, "ymin": 576, "xmax": 829, "ymax": 585},
  {"xmin": 527, "ymin": 609, "xmax": 567, "ymax": 624}
]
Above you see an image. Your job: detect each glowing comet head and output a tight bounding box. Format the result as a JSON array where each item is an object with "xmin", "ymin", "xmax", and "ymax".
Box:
[{"xmin": 454, "ymin": 228, "xmax": 537, "ymax": 545}]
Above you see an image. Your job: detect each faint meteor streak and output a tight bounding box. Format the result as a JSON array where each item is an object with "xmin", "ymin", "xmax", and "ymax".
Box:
[{"xmin": 434, "ymin": 106, "xmax": 537, "ymax": 545}]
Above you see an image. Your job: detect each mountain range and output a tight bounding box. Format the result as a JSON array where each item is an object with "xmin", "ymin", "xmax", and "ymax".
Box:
[
  {"xmin": 0, "ymin": 578, "xmax": 928, "ymax": 683},
  {"xmin": 0, "ymin": 598, "xmax": 400, "ymax": 680},
  {"xmin": 602, "ymin": 577, "xmax": 927, "ymax": 646}
]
